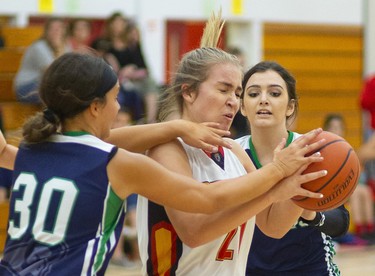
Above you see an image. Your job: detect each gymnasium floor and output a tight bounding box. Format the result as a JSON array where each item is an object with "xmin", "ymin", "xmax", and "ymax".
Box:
[{"xmin": 105, "ymin": 245, "xmax": 375, "ymax": 276}]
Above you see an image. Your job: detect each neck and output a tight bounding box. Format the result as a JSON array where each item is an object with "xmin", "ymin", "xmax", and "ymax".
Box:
[
  {"xmin": 62, "ymin": 116, "xmax": 97, "ymax": 137},
  {"xmin": 250, "ymin": 126, "xmax": 290, "ymax": 165}
]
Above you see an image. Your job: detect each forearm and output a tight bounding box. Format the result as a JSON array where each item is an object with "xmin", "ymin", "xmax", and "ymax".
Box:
[
  {"xmin": 256, "ymin": 200, "xmax": 303, "ymax": 238},
  {"xmin": 107, "ymin": 120, "xmax": 185, "ymax": 153},
  {"xmin": 0, "ymin": 144, "xmax": 17, "ymax": 170},
  {"xmin": 168, "ymin": 192, "xmax": 275, "ymax": 247},
  {"xmin": 216, "ymin": 162, "xmax": 285, "ymax": 208}
]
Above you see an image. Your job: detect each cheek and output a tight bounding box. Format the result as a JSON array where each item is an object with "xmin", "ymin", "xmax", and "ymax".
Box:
[
  {"xmin": 112, "ymin": 103, "xmax": 120, "ymax": 118},
  {"xmin": 242, "ymin": 98, "xmax": 255, "ymax": 114}
]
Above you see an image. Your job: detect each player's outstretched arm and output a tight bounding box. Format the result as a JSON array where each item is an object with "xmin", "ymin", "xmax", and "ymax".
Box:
[
  {"xmin": 0, "ymin": 130, "xmax": 18, "ymax": 170},
  {"xmin": 108, "ymin": 129, "xmax": 326, "ymax": 215},
  {"xmin": 107, "ymin": 119, "xmax": 232, "ymax": 153}
]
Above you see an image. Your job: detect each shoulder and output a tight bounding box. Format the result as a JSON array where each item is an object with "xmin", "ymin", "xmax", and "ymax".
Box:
[
  {"xmin": 148, "ymin": 138, "xmax": 186, "ymax": 161},
  {"xmin": 26, "ymin": 40, "xmax": 52, "ymax": 56},
  {"xmin": 148, "ymin": 138, "xmax": 192, "ymax": 176},
  {"xmin": 31, "ymin": 39, "xmax": 48, "ymax": 49}
]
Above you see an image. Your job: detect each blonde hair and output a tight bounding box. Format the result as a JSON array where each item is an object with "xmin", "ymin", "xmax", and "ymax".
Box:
[
  {"xmin": 158, "ymin": 9, "xmax": 241, "ymax": 121},
  {"xmin": 200, "ymin": 9, "xmax": 225, "ymax": 48}
]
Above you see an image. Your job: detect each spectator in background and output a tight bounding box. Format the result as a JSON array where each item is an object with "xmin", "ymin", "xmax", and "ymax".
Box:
[
  {"xmin": 360, "ymin": 74, "xmax": 375, "ymax": 131},
  {"xmin": 119, "ymin": 21, "xmax": 160, "ymax": 124},
  {"xmin": 14, "ymin": 17, "xmax": 71, "ymax": 103},
  {"xmin": 102, "ymin": 12, "xmax": 159, "ymax": 124},
  {"xmin": 91, "ymin": 37, "xmax": 144, "ymax": 124},
  {"xmin": 67, "ymin": 18, "xmax": 93, "ymax": 53},
  {"xmin": 359, "ymin": 74, "xmax": 375, "ymax": 193},
  {"xmin": 323, "ymin": 113, "xmax": 345, "ymax": 137},
  {"xmin": 323, "ymin": 113, "xmax": 374, "ymax": 246},
  {"xmin": 357, "ymin": 75, "xmax": 375, "ymax": 243}
]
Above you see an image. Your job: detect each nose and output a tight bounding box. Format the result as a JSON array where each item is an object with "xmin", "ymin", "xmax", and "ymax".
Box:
[
  {"xmin": 260, "ymin": 93, "xmax": 269, "ymax": 105},
  {"xmin": 227, "ymin": 93, "xmax": 239, "ymax": 109}
]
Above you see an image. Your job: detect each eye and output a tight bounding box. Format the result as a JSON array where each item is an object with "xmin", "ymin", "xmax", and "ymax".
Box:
[
  {"xmin": 247, "ymin": 91, "xmax": 259, "ymax": 98},
  {"xmin": 270, "ymin": 91, "xmax": 281, "ymax": 97}
]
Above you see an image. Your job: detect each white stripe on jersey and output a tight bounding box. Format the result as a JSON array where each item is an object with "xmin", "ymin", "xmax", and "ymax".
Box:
[
  {"xmin": 81, "ymin": 239, "xmax": 95, "ymax": 276},
  {"xmin": 49, "ymin": 134, "xmax": 114, "ymax": 153}
]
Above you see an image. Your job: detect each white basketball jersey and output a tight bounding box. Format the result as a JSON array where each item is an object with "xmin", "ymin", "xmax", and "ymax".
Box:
[{"xmin": 137, "ymin": 139, "xmax": 255, "ymax": 276}]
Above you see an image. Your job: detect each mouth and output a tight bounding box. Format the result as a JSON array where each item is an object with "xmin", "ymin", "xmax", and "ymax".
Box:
[
  {"xmin": 257, "ymin": 109, "xmax": 272, "ymax": 115},
  {"xmin": 224, "ymin": 113, "xmax": 234, "ymax": 120}
]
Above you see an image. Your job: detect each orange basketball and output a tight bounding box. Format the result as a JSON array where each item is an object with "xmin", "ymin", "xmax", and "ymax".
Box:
[{"xmin": 292, "ymin": 131, "xmax": 360, "ymax": 211}]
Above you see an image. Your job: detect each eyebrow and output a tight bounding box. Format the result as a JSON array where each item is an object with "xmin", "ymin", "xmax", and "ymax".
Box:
[{"xmin": 245, "ymin": 84, "xmax": 284, "ymax": 92}]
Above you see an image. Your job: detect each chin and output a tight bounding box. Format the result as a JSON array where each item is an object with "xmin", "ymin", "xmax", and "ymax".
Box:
[{"xmin": 220, "ymin": 123, "xmax": 232, "ymax": 132}]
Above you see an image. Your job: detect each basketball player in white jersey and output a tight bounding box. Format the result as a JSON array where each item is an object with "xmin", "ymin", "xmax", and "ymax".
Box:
[{"xmin": 136, "ymin": 10, "xmax": 327, "ymax": 276}]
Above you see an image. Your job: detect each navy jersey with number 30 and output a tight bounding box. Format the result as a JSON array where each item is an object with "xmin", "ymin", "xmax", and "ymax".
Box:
[{"xmin": 0, "ymin": 134, "xmax": 125, "ymax": 276}]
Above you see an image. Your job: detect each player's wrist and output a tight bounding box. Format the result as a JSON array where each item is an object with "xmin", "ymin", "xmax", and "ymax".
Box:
[
  {"xmin": 270, "ymin": 161, "xmax": 287, "ymax": 179},
  {"xmin": 299, "ymin": 212, "xmax": 325, "ymax": 227},
  {"xmin": 167, "ymin": 119, "xmax": 186, "ymax": 138}
]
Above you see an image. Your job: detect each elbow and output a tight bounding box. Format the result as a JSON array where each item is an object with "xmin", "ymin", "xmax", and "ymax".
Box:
[{"xmin": 328, "ymin": 218, "xmax": 350, "ymax": 238}]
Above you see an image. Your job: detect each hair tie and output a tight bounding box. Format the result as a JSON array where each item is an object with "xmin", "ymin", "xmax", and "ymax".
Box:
[{"xmin": 43, "ymin": 108, "xmax": 58, "ymax": 124}]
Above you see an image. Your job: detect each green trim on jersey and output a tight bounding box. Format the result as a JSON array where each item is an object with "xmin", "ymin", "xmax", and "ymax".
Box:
[
  {"xmin": 249, "ymin": 131, "xmax": 294, "ymax": 168},
  {"xmin": 63, "ymin": 131, "xmax": 91, "ymax": 136},
  {"xmin": 94, "ymin": 186, "xmax": 124, "ymax": 272}
]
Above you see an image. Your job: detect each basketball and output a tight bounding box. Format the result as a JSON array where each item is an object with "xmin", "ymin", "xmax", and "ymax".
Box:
[{"xmin": 292, "ymin": 131, "xmax": 360, "ymax": 211}]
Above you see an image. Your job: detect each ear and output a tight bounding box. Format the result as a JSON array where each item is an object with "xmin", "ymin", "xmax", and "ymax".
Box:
[
  {"xmin": 89, "ymin": 100, "xmax": 102, "ymax": 118},
  {"xmin": 181, "ymin": 83, "xmax": 197, "ymax": 104},
  {"xmin": 286, "ymin": 99, "xmax": 295, "ymax": 117}
]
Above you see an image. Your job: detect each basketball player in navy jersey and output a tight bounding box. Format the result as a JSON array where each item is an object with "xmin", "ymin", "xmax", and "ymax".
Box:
[
  {"xmin": 236, "ymin": 61, "xmax": 349, "ymax": 275},
  {"xmin": 0, "ymin": 52, "xmax": 325, "ymax": 275}
]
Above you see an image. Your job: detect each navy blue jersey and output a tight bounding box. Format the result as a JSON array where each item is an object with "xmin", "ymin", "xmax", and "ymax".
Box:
[
  {"xmin": 0, "ymin": 168, "xmax": 13, "ymax": 189},
  {"xmin": 236, "ymin": 133, "xmax": 340, "ymax": 276},
  {"xmin": 0, "ymin": 134, "xmax": 125, "ymax": 276}
]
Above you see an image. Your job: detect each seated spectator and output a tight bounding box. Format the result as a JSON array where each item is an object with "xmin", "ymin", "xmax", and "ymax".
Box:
[
  {"xmin": 101, "ymin": 12, "xmax": 158, "ymax": 124},
  {"xmin": 91, "ymin": 38, "xmax": 145, "ymax": 123},
  {"xmin": 14, "ymin": 18, "xmax": 71, "ymax": 103},
  {"xmin": 67, "ymin": 18, "xmax": 93, "ymax": 53},
  {"xmin": 119, "ymin": 21, "xmax": 160, "ymax": 123}
]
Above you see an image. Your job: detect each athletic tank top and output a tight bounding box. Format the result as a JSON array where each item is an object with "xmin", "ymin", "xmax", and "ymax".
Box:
[
  {"xmin": 236, "ymin": 132, "xmax": 340, "ymax": 276},
  {"xmin": 137, "ymin": 139, "xmax": 255, "ymax": 275},
  {"xmin": 0, "ymin": 133, "xmax": 125, "ymax": 276}
]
